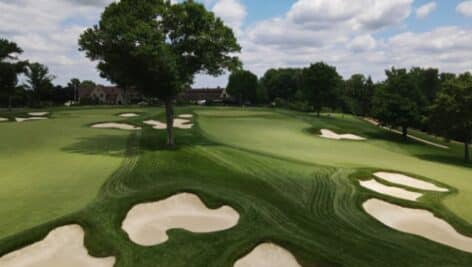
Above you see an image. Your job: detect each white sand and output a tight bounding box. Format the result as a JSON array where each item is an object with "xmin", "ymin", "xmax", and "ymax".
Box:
[
  {"xmin": 178, "ymin": 114, "xmax": 194, "ymax": 119},
  {"xmin": 122, "ymin": 193, "xmax": 239, "ymax": 246},
  {"xmin": 92, "ymin": 122, "xmax": 141, "ymax": 131},
  {"xmin": 143, "ymin": 119, "xmax": 193, "ymax": 130},
  {"xmin": 320, "ymin": 129, "xmax": 366, "ymax": 141},
  {"xmin": 119, "ymin": 113, "xmax": 140, "ymax": 118},
  {"xmin": 0, "ymin": 118, "xmax": 8, "ymax": 122},
  {"xmin": 0, "ymin": 225, "xmax": 115, "ymax": 267},
  {"xmin": 363, "ymin": 118, "xmax": 449, "ymax": 149},
  {"xmin": 363, "ymin": 199, "xmax": 472, "ymax": 253},
  {"xmin": 374, "ymin": 172, "xmax": 448, "ymax": 192},
  {"xmin": 143, "ymin": 120, "xmax": 167, "ymax": 130},
  {"xmin": 28, "ymin": 112, "xmax": 49, "ymax": 116},
  {"xmin": 15, "ymin": 117, "xmax": 48, "ymax": 122},
  {"xmin": 234, "ymin": 243, "xmax": 301, "ymax": 267},
  {"xmin": 360, "ymin": 179, "xmax": 423, "ymax": 201}
]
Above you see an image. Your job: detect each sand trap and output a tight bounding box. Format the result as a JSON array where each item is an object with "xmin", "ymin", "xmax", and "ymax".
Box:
[
  {"xmin": 122, "ymin": 193, "xmax": 239, "ymax": 246},
  {"xmin": 363, "ymin": 199, "xmax": 472, "ymax": 253},
  {"xmin": 119, "ymin": 113, "xmax": 140, "ymax": 118},
  {"xmin": 92, "ymin": 122, "xmax": 141, "ymax": 131},
  {"xmin": 178, "ymin": 114, "xmax": 194, "ymax": 119},
  {"xmin": 0, "ymin": 117, "xmax": 8, "ymax": 122},
  {"xmin": 28, "ymin": 112, "xmax": 49, "ymax": 116},
  {"xmin": 0, "ymin": 225, "xmax": 115, "ymax": 267},
  {"xmin": 360, "ymin": 179, "xmax": 423, "ymax": 201},
  {"xmin": 15, "ymin": 117, "xmax": 48, "ymax": 122},
  {"xmin": 320, "ymin": 129, "xmax": 366, "ymax": 141},
  {"xmin": 374, "ymin": 172, "xmax": 448, "ymax": 192},
  {"xmin": 234, "ymin": 243, "xmax": 301, "ymax": 267},
  {"xmin": 143, "ymin": 119, "xmax": 193, "ymax": 130},
  {"xmin": 143, "ymin": 120, "xmax": 167, "ymax": 129}
]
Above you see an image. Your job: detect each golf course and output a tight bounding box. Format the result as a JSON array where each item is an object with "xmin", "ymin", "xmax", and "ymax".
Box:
[{"xmin": 0, "ymin": 106, "xmax": 471, "ymax": 266}]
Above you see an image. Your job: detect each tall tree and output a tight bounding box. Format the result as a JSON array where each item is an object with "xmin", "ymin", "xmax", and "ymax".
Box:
[
  {"xmin": 260, "ymin": 68, "xmax": 302, "ymax": 102},
  {"xmin": 68, "ymin": 78, "xmax": 81, "ymax": 102},
  {"xmin": 0, "ymin": 39, "xmax": 28, "ymax": 111},
  {"xmin": 24, "ymin": 63, "xmax": 55, "ymax": 104},
  {"xmin": 79, "ymin": 0, "xmax": 240, "ymax": 145},
  {"xmin": 344, "ymin": 74, "xmax": 375, "ymax": 116},
  {"xmin": 372, "ymin": 68, "xmax": 422, "ymax": 139},
  {"xmin": 226, "ymin": 70, "xmax": 258, "ymax": 105},
  {"xmin": 301, "ymin": 62, "xmax": 341, "ymax": 116},
  {"xmin": 430, "ymin": 74, "xmax": 472, "ymax": 162}
]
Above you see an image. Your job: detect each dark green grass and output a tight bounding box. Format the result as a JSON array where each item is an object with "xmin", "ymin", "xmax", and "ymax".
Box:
[{"xmin": 1, "ymin": 107, "xmax": 471, "ymax": 266}]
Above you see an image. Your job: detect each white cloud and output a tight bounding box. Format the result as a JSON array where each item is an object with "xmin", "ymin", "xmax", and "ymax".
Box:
[
  {"xmin": 416, "ymin": 2, "xmax": 437, "ymax": 19},
  {"xmin": 212, "ymin": 0, "xmax": 247, "ymax": 33},
  {"xmin": 457, "ymin": 1, "xmax": 472, "ymax": 16},
  {"xmin": 348, "ymin": 34, "xmax": 377, "ymax": 52}
]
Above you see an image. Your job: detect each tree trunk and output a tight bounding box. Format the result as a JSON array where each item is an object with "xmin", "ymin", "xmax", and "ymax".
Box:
[
  {"xmin": 465, "ymin": 142, "xmax": 470, "ymax": 163},
  {"xmin": 402, "ymin": 126, "xmax": 408, "ymax": 140},
  {"xmin": 165, "ymin": 99, "xmax": 175, "ymax": 146},
  {"xmin": 8, "ymin": 95, "xmax": 12, "ymax": 112}
]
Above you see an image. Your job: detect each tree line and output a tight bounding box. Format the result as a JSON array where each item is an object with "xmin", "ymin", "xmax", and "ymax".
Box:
[
  {"xmin": 0, "ymin": 38, "xmax": 99, "ymax": 108},
  {"xmin": 227, "ymin": 64, "xmax": 471, "ymax": 162}
]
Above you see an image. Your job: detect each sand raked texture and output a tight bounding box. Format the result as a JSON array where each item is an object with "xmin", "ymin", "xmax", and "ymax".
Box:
[
  {"xmin": 0, "ymin": 225, "xmax": 115, "ymax": 267},
  {"xmin": 122, "ymin": 193, "xmax": 239, "ymax": 246},
  {"xmin": 234, "ymin": 243, "xmax": 302, "ymax": 267},
  {"xmin": 374, "ymin": 172, "xmax": 448, "ymax": 192},
  {"xmin": 320, "ymin": 129, "xmax": 366, "ymax": 140},
  {"xmin": 92, "ymin": 122, "xmax": 142, "ymax": 131}
]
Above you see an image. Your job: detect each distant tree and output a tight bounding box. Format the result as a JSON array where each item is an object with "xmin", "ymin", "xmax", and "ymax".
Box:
[
  {"xmin": 79, "ymin": 0, "xmax": 240, "ymax": 145},
  {"xmin": 260, "ymin": 68, "xmax": 301, "ymax": 102},
  {"xmin": 227, "ymin": 70, "xmax": 258, "ymax": 105},
  {"xmin": 344, "ymin": 74, "xmax": 375, "ymax": 116},
  {"xmin": 372, "ymin": 68, "xmax": 422, "ymax": 139},
  {"xmin": 67, "ymin": 78, "xmax": 81, "ymax": 101},
  {"xmin": 0, "ymin": 39, "xmax": 28, "ymax": 111},
  {"xmin": 80, "ymin": 80, "xmax": 96, "ymax": 90},
  {"xmin": 430, "ymin": 74, "xmax": 472, "ymax": 162},
  {"xmin": 24, "ymin": 63, "xmax": 55, "ymax": 104},
  {"xmin": 301, "ymin": 62, "xmax": 342, "ymax": 116}
]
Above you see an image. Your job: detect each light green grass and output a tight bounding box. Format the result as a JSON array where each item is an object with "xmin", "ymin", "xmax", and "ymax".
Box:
[
  {"xmin": 0, "ymin": 107, "xmax": 156, "ymax": 238},
  {"xmin": 0, "ymin": 106, "xmax": 471, "ymax": 267},
  {"xmin": 197, "ymin": 108, "xmax": 472, "ymax": 223}
]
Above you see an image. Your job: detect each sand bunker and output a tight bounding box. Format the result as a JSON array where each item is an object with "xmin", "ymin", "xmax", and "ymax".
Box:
[
  {"xmin": 15, "ymin": 117, "xmax": 48, "ymax": 122},
  {"xmin": 119, "ymin": 113, "xmax": 140, "ymax": 118},
  {"xmin": 28, "ymin": 112, "xmax": 49, "ymax": 116},
  {"xmin": 363, "ymin": 199, "xmax": 472, "ymax": 253},
  {"xmin": 374, "ymin": 172, "xmax": 448, "ymax": 192},
  {"xmin": 143, "ymin": 119, "xmax": 193, "ymax": 130},
  {"xmin": 234, "ymin": 243, "xmax": 301, "ymax": 267},
  {"xmin": 92, "ymin": 122, "xmax": 141, "ymax": 131},
  {"xmin": 360, "ymin": 179, "xmax": 423, "ymax": 201},
  {"xmin": 320, "ymin": 129, "xmax": 366, "ymax": 141},
  {"xmin": 0, "ymin": 225, "xmax": 115, "ymax": 267},
  {"xmin": 143, "ymin": 120, "xmax": 167, "ymax": 129},
  {"xmin": 122, "ymin": 193, "xmax": 239, "ymax": 246},
  {"xmin": 178, "ymin": 114, "xmax": 194, "ymax": 119},
  {"xmin": 0, "ymin": 117, "xmax": 8, "ymax": 122}
]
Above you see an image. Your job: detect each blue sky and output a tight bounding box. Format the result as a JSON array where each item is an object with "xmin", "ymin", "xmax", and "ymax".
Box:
[{"xmin": 1, "ymin": 0, "xmax": 471, "ymax": 87}]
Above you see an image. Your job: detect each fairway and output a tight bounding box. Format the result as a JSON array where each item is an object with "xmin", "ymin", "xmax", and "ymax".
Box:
[{"xmin": 0, "ymin": 107, "xmax": 471, "ymax": 267}]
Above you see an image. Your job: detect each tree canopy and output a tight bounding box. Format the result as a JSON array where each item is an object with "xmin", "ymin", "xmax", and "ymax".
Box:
[
  {"xmin": 0, "ymin": 39, "xmax": 28, "ymax": 110},
  {"xmin": 24, "ymin": 63, "xmax": 55, "ymax": 104},
  {"xmin": 79, "ymin": 0, "xmax": 241, "ymax": 145},
  {"xmin": 301, "ymin": 62, "xmax": 341, "ymax": 115},
  {"xmin": 227, "ymin": 70, "xmax": 258, "ymax": 105},
  {"xmin": 430, "ymin": 74, "xmax": 472, "ymax": 161}
]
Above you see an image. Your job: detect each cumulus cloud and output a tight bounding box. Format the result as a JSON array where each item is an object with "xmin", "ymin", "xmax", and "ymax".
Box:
[
  {"xmin": 212, "ymin": 0, "xmax": 246, "ymax": 33},
  {"xmin": 457, "ymin": 1, "xmax": 472, "ymax": 16},
  {"xmin": 416, "ymin": 2, "xmax": 437, "ymax": 19}
]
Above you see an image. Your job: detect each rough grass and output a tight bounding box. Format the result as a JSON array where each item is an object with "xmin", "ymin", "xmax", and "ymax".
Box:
[{"xmin": 0, "ymin": 106, "xmax": 471, "ymax": 266}]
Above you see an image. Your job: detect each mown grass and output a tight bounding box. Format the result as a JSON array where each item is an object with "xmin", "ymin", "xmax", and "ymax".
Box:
[{"xmin": 0, "ymin": 106, "xmax": 471, "ymax": 266}]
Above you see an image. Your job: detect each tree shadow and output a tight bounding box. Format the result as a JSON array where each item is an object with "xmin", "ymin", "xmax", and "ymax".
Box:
[
  {"xmin": 61, "ymin": 134, "xmax": 129, "ymax": 157},
  {"xmin": 416, "ymin": 154, "xmax": 472, "ymax": 169}
]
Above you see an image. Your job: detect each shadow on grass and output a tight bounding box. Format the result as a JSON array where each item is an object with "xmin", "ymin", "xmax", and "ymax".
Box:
[{"xmin": 61, "ymin": 135, "xmax": 129, "ymax": 157}]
